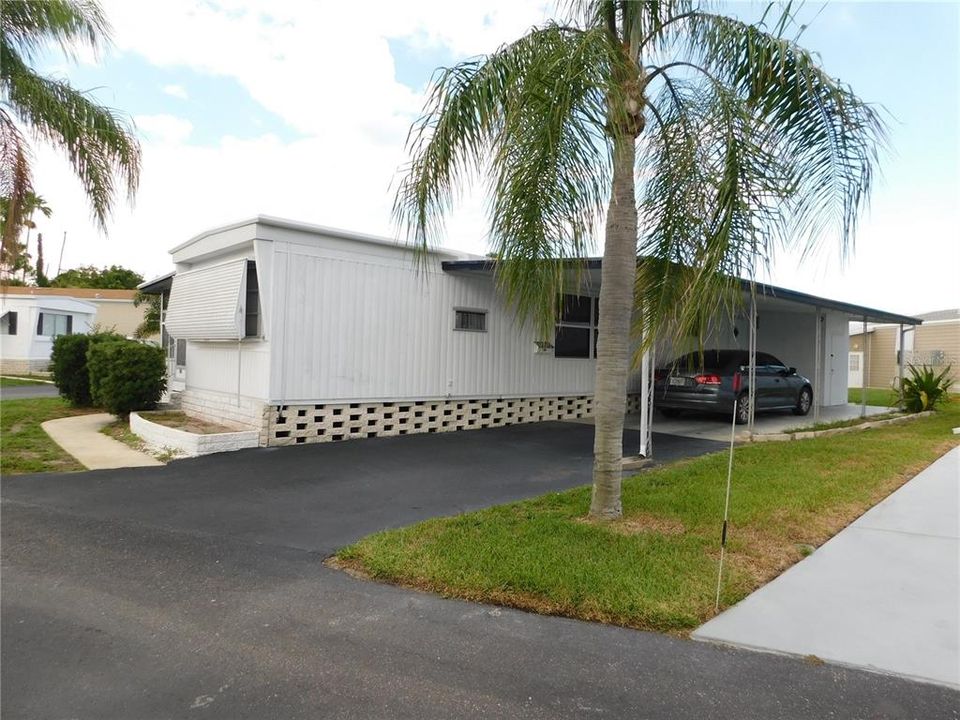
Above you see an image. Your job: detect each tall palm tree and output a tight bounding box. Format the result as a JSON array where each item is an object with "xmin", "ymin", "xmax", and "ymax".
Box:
[
  {"xmin": 394, "ymin": 1, "xmax": 884, "ymax": 519},
  {"xmin": 0, "ymin": 0, "xmax": 140, "ymax": 261},
  {"xmin": 20, "ymin": 191, "xmax": 51, "ymax": 280}
]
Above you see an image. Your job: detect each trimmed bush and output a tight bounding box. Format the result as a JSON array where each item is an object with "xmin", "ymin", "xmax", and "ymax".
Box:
[
  {"xmin": 87, "ymin": 339, "xmax": 167, "ymax": 417},
  {"xmin": 50, "ymin": 332, "xmax": 123, "ymax": 406}
]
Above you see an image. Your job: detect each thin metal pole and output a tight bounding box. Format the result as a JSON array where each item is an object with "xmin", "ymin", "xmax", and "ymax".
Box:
[
  {"xmin": 56, "ymin": 231, "xmax": 66, "ymax": 276},
  {"xmin": 861, "ymin": 315, "xmax": 868, "ymax": 417},
  {"xmin": 897, "ymin": 323, "xmax": 906, "ymax": 409},
  {"xmin": 237, "ymin": 339, "xmax": 242, "ymax": 407},
  {"xmin": 715, "ymin": 399, "xmax": 738, "ymax": 612},
  {"xmin": 748, "ymin": 297, "xmax": 757, "ymax": 433}
]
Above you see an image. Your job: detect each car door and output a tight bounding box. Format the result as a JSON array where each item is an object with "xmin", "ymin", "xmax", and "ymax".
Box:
[
  {"xmin": 764, "ymin": 354, "xmax": 795, "ymax": 407},
  {"xmin": 752, "ymin": 353, "xmax": 781, "ymax": 408}
]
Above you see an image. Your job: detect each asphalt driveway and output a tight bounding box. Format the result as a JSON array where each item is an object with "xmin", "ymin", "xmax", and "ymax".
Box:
[
  {"xmin": 0, "ymin": 382, "xmax": 59, "ymax": 399},
  {"xmin": 3, "ymin": 422, "xmax": 956, "ymax": 718}
]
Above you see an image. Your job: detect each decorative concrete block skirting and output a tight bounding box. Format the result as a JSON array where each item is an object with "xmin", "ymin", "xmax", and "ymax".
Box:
[
  {"xmin": 748, "ymin": 411, "xmax": 934, "ymax": 443},
  {"xmin": 266, "ymin": 393, "xmax": 644, "ymax": 447},
  {"xmin": 130, "ymin": 412, "xmax": 260, "ymax": 457}
]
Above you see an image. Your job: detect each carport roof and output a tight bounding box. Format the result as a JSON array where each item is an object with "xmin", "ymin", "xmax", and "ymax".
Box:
[{"xmin": 441, "ymin": 258, "xmax": 922, "ymax": 326}]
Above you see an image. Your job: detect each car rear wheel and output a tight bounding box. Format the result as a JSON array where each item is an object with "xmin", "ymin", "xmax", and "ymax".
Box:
[
  {"xmin": 793, "ymin": 386, "xmax": 813, "ymax": 416},
  {"xmin": 734, "ymin": 393, "xmax": 750, "ymax": 425}
]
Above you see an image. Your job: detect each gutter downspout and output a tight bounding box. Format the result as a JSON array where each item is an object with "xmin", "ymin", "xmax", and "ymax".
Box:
[
  {"xmin": 861, "ymin": 315, "xmax": 868, "ymax": 418},
  {"xmin": 813, "ymin": 307, "xmax": 822, "ymax": 425}
]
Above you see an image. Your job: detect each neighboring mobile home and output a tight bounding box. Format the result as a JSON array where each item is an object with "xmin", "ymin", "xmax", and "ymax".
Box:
[
  {"xmin": 0, "ymin": 292, "xmax": 95, "ymax": 374},
  {"xmin": 850, "ymin": 309, "xmax": 959, "ymax": 390},
  {"xmin": 141, "ymin": 216, "xmax": 921, "ymax": 448}
]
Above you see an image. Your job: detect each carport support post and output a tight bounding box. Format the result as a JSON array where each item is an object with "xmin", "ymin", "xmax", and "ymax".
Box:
[
  {"xmin": 638, "ymin": 347, "xmax": 653, "ymax": 458},
  {"xmin": 813, "ymin": 307, "xmax": 822, "ymax": 424},
  {"xmin": 897, "ymin": 324, "xmax": 906, "ymax": 409},
  {"xmin": 861, "ymin": 315, "xmax": 868, "ymax": 418}
]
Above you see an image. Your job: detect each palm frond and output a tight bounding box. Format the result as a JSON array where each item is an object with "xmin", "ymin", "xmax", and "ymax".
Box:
[
  {"xmin": 680, "ymin": 9, "xmax": 886, "ymax": 257},
  {"xmin": 0, "ymin": 109, "xmax": 32, "ymax": 262},
  {"xmin": 0, "ymin": 0, "xmax": 109, "ymax": 63},
  {"xmin": 634, "ymin": 72, "xmax": 784, "ymax": 351},
  {"xmin": 1, "ymin": 42, "xmax": 140, "ymax": 232},
  {"xmin": 394, "ymin": 24, "xmax": 628, "ymax": 332}
]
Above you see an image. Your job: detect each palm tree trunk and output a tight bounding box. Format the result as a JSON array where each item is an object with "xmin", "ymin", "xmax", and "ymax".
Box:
[{"xmin": 589, "ymin": 133, "xmax": 638, "ymax": 519}]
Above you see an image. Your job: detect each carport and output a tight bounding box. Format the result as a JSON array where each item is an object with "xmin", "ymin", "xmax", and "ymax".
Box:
[
  {"xmin": 634, "ymin": 280, "xmax": 923, "ymax": 456},
  {"xmin": 443, "ymin": 257, "xmax": 922, "ymax": 459}
]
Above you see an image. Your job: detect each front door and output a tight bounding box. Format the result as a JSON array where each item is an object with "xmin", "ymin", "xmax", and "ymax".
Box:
[{"xmin": 848, "ymin": 352, "xmax": 864, "ymax": 389}]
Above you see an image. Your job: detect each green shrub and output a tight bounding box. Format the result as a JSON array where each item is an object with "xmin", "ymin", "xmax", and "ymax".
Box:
[
  {"xmin": 50, "ymin": 332, "xmax": 122, "ymax": 406},
  {"xmin": 898, "ymin": 364, "xmax": 954, "ymax": 412},
  {"xmin": 87, "ymin": 339, "xmax": 167, "ymax": 417}
]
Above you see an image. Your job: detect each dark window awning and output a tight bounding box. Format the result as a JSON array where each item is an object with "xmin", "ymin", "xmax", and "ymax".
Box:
[{"xmin": 138, "ymin": 271, "xmax": 175, "ymax": 295}]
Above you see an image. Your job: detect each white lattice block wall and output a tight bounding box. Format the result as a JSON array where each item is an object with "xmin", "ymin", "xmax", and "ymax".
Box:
[{"xmin": 263, "ymin": 393, "xmax": 640, "ymax": 447}]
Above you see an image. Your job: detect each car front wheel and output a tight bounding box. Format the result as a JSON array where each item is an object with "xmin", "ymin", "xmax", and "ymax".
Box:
[{"xmin": 793, "ymin": 387, "xmax": 813, "ymax": 416}]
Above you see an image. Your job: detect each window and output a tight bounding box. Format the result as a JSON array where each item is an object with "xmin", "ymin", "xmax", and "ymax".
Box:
[
  {"xmin": 245, "ymin": 261, "xmax": 260, "ymax": 337},
  {"xmin": 554, "ymin": 294, "xmax": 598, "ymax": 358},
  {"xmin": 175, "ymin": 338, "xmax": 187, "ymax": 367},
  {"xmin": 36, "ymin": 312, "xmax": 72, "ymax": 337},
  {"xmin": 454, "ymin": 309, "xmax": 487, "ymax": 332},
  {"xmin": 0, "ymin": 311, "xmax": 17, "ymax": 335}
]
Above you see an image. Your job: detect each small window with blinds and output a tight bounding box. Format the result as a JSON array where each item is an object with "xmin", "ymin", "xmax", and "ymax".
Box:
[{"xmin": 454, "ymin": 308, "xmax": 487, "ymax": 332}]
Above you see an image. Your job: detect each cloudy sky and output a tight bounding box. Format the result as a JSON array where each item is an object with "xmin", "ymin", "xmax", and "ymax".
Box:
[{"xmin": 28, "ymin": 0, "xmax": 959, "ymax": 316}]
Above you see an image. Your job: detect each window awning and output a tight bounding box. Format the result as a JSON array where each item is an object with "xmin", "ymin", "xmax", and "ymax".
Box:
[{"xmin": 164, "ymin": 259, "xmax": 247, "ymax": 340}]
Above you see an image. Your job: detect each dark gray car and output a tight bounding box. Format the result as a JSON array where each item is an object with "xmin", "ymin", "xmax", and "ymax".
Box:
[{"xmin": 654, "ymin": 349, "xmax": 813, "ymax": 424}]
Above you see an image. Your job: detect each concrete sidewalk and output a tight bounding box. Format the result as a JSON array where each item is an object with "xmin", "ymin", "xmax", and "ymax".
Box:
[
  {"xmin": 693, "ymin": 446, "xmax": 960, "ymax": 688},
  {"xmin": 42, "ymin": 413, "xmax": 163, "ymax": 470}
]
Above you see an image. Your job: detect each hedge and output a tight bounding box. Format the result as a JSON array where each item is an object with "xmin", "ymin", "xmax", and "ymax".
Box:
[
  {"xmin": 50, "ymin": 332, "xmax": 123, "ymax": 406},
  {"xmin": 87, "ymin": 339, "xmax": 167, "ymax": 417}
]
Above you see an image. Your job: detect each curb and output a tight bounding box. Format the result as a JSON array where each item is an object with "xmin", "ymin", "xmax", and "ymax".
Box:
[{"xmin": 749, "ymin": 411, "xmax": 933, "ymax": 443}]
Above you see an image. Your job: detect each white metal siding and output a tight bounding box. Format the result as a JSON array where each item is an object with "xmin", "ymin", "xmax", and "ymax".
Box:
[
  {"xmin": 268, "ymin": 238, "xmax": 619, "ymax": 404},
  {"xmin": 165, "ymin": 259, "xmax": 247, "ymax": 340}
]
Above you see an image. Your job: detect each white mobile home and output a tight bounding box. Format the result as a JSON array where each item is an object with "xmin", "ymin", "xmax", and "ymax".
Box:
[
  {"xmin": 0, "ymin": 292, "xmax": 96, "ymax": 374},
  {"xmin": 141, "ymin": 216, "xmax": 920, "ymax": 448}
]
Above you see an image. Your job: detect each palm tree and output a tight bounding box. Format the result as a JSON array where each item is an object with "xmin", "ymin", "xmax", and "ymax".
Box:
[
  {"xmin": 21, "ymin": 191, "xmax": 51, "ymax": 280},
  {"xmin": 0, "ymin": 0, "xmax": 140, "ymax": 261},
  {"xmin": 394, "ymin": 1, "xmax": 884, "ymax": 519}
]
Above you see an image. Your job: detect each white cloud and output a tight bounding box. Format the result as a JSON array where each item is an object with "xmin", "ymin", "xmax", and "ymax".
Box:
[
  {"xmin": 134, "ymin": 114, "xmax": 194, "ymax": 145},
  {"xmin": 30, "ymin": 0, "xmax": 545, "ymax": 281},
  {"xmin": 24, "ymin": 0, "xmax": 960, "ymax": 315},
  {"xmin": 162, "ymin": 83, "xmax": 189, "ymax": 99}
]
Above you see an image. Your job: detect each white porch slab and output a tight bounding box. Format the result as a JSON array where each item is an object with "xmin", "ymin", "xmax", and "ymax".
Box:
[
  {"xmin": 692, "ymin": 447, "xmax": 960, "ymax": 688},
  {"xmin": 638, "ymin": 404, "xmax": 891, "ymax": 443}
]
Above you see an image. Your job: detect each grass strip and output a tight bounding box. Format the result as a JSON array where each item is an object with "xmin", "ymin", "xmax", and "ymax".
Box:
[
  {"xmin": 1, "ymin": 397, "xmax": 96, "ymax": 474},
  {"xmin": 337, "ymin": 400, "xmax": 959, "ymax": 634}
]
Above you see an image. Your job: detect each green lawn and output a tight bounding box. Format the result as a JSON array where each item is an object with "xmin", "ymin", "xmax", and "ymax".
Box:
[
  {"xmin": 1, "ymin": 375, "xmax": 52, "ymax": 387},
  {"xmin": 1, "ymin": 397, "xmax": 94, "ymax": 474},
  {"xmin": 337, "ymin": 400, "xmax": 960, "ymax": 634},
  {"xmin": 848, "ymin": 386, "xmax": 898, "ymax": 407}
]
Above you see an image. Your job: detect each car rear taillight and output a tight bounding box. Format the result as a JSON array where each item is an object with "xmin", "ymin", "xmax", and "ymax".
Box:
[
  {"xmin": 733, "ymin": 373, "xmax": 742, "ymax": 393},
  {"xmin": 694, "ymin": 374, "xmax": 722, "ymax": 386}
]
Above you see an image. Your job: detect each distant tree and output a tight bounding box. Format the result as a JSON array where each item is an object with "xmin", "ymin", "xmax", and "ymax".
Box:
[
  {"xmin": 51, "ymin": 264, "xmax": 143, "ymax": 289},
  {"xmin": 0, "ymin": 191, "xmax": 49, "ymax": 279},
  {"xmin": 35, "ymin": 230, "xmax": 48, "ymax": 285},
  {"xmin": 0, "ymin": 0, "xmax": 141, "ymax": 262}
]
